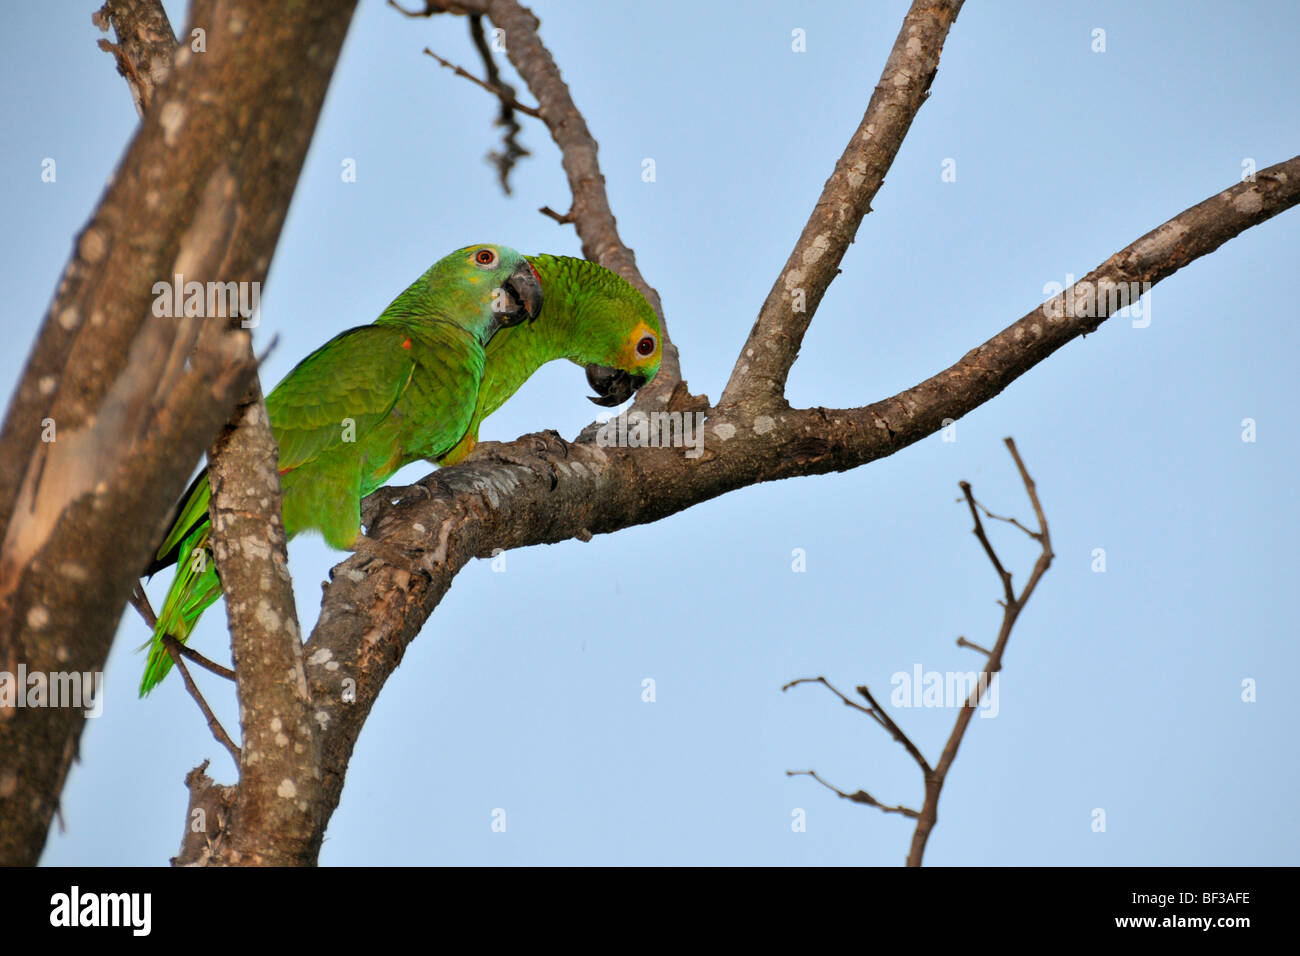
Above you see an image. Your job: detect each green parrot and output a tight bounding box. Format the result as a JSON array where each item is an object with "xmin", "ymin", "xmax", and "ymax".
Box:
[
  {"xmin": 138, "ymin": 243, "xmax": 543, "ymax": 694},
  {"xmin": 436, "ymin": 254, "xmax": 663, "ymax": 466},
  {"xmin": 139, "ymin": 250, "xmax": 662, "ymax": 696}
]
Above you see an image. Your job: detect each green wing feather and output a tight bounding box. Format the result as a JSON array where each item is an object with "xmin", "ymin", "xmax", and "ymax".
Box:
[
  {"xmin": 268, "ymin": 325, "xmax": 417, "ymax": 476},
  {"xmin": 138, "ymin": 244, "xmax": 539, "ymax": 695}
]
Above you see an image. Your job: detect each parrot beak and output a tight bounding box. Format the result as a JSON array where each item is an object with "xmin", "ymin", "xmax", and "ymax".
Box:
[
  {"xmin": 585, "ymin": 365, "xmax": 648, "ymax": 407},
  {"xmin": 496, "ymin": 260, "xmax": 544, "ymax": 329}
]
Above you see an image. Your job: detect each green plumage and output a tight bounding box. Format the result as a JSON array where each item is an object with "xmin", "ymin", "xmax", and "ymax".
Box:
[
  {"xmin": 140, "ymin": 250, "xmax": 661, "ymax": 696},
  {"xmin": 139, "ymin": 244, "xmax": 542, "ymax": 694},
  {"xmin": 438, "ymin": 255, "xmax": 663, "ymax": 465}
]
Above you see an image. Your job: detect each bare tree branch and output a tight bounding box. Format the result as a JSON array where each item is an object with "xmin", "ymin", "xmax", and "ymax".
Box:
[
  {"xmin": 162, "ymin": 637, "xmax": 236, "ymax": 683},
  {"xmin": 955, "ymin": 635, "xmax": 991, "ymax": 657},
  {"xmin": 787, "ymin": 439, "xmax": 1053, "ymax": 866},
  {"xmin": 198, "ymin": 381, "xmax": 318, "ymax": 866},
  {"xmin": 960, "ymin": 480, "xmax": 1016, "ymax": 603},
  {"xmin": 0, "ymin": 0, "xmax": 357, "ymax": 866},
  {"xmin": 721, "ymin": 0, "xmax": 966, "ymax": 409},
  {"xmin": 470, "ymin": 14, "xmax": 534, "ymax": 192},
  {"xmin": 855, "ymin": 682, "xmax": 932, "ymax": 776},
  {"xmin": 782, "ymin": 676, "xmax": 931, "ymax": 774},
  {"xmin": 173, "ymin": 761, "xmax": 236, "ymax": 866},
  {"xmin": 128, "ymin": 582, "xmax": 157, "ymax": 629},
  {"xmin": 422, "ymin": 46, "xmax": 541, "ymax": 118},
  {"xmin": 412, "ymin": 0, "xmax": 686, "ymax": 401},
  {"xmin": 786, "ymin": 770, "xmax": 919, "ymax": 819},
  {"xmin": 10, "ymin": 0, "xmax": 1294, "ymax": 866},
  {"xmin": 289, "ymin": 152, "xmax": 1298, "ymax": 852},
  {"xmin": 165, "ymin": 637, "xmax": 241, "ymax": 768},
  {"xmin": 93, "ymin": 0, "xmax": 177, "ymax": 116},
  {"xmin": 904, "ymin": 438, "xmax": 1054, "ymax": 866}
]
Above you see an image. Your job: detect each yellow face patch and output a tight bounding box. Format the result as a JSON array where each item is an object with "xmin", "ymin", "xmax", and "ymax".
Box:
[{"xmin": 621, "ymin": 321, "xmax": 661, "ymax": 372}]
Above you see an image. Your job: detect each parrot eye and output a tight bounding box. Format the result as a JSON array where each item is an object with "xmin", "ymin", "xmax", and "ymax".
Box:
[
  {"xmin": 474, "ymin": 248, "xmax": 497, "ymax": 267},
  {"xmin": 636, "ymin": 334, "xmax": 657, "ymax": 357}
]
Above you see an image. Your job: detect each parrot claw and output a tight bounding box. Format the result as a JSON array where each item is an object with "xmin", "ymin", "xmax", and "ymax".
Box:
[
  {"xmin": 537, "ymin": 429, "xmax": 570, "ymax": 459},
  {"xmin": 360, "ymin": 483, "xmax": 433, "ymax": 536},
  {"xmin": 469, "ymin": 437, "xmax": 562, "ymax": 491},
  {"xmin": 351, "ymin": 533, "xmax": 431, "ymax": 580}
]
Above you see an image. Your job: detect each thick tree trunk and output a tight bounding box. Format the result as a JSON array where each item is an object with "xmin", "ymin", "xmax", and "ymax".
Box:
[{"xmin": 0, "ymin": 0, "xmax": 358, "ymax": 866}]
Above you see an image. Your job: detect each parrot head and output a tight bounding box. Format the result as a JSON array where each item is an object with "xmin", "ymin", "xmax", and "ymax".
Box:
[
  {"xmin": 525, "ymin": 254, "xmax": 662, "ymax": 406},
  {"xmin": 405, "ymin": 243, "xmax": 544, "ymax": 342}
]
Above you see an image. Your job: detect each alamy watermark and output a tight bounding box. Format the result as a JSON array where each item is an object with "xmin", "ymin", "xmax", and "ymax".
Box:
[
  {"xmin": 0, "ymin": 666, "xmax": 103, "ymax": 718},
  {"xmin": 50, "ymin": 886, "xmax": 150, "ymax": 936},
  {"xmin": 1042, "ymin": 274, "xmax": 1153, "ymax": 328},
  {"xmin": 891, "ymin": 665, "xmax": 999, "ymax": 718},
  {"xmin": 595, "ymin": 410, "xmax": 706, "ymax": 458},
  {"xmin": 151, "ymin": 273, "xmax": 260, "ymax": 327}
]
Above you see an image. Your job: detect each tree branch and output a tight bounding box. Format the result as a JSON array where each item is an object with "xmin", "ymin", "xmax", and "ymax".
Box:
[
  {"xmin": 721, "ymin": 0, "xmax": 966, "ymax": 409},
  {"xmin": 414, "ymin": 0, "xmax": 686, "ymax": 402},
  {"xmin": 165, "ymin": 637, "xmax": 241, "ymax": 768},
  {"xmin": 903, "ymin": 438, "xmax": 1053, "ymax": 866},
  {"xmin": 93, "ymin": 0, "xmax": 178, "ymax": 116},
  {"xmin": 93, "ymin": 9, "xmax": 319, "ymax": 863},
  {"xmin": 422, "ymin": 46, "xmax": 541, "ymax": 118},
  {"xmin": 198, "ymin": 381, "xmax": 319, "ymax": 866},
  {"xmin": 291, "ymin": 154, "xmax": 1298, "ymax": 850},
  {"xmin": 0, "ymin": 0, "xmax": 358, "ymax": 866},
  {"xmin": 787, "ymin": 439, "xmax": 1053, "ymax": 865},
  {"xmin": 785, "ymin": 770, "xmax": 919, "ymax": 819}
]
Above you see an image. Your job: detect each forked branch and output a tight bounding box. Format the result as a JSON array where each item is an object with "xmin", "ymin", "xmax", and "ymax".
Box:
[{"xmin": 787, "ymin": 438, "xmax": 1053, "ymax": 866}]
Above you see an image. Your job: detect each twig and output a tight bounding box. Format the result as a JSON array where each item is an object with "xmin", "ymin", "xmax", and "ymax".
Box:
[
  {"xmin": 967, "ymin": 496, "xmax": 1040, "ymax": 540},
  {"xmin": 128, "ymin": 583, "xmax": 156, "ymax": 629},
  {"xmin": 255, "ymin": 333, "xmax": 280, "ymax": 367},
  {"xmin": 955, "ymin": 635, "xmax": 991, "ymax": 656},
  {"xmin": 93, "ymin": 0, "xmax": 177, "ymax": 116},
  {"xmin": 782, "ymin": 675, "xmax": 873, "ymax": 717},
  {"xmin": 165, "ymin": 637, "xmax": 241, "ymax": 766},
  {"xmin": 538, "ymin": 205, "xmax": 574, "ymax": 225},
  {"xmin": 470, "ymin": 14, "xmax": 533, "ymax": 194},
  {"xmin": 421, "ymin": 47, "xmax": 542, "ymax": 119},
  {"xmin": 959, "ymin": 479, "xmax": 1014, "ymax": 604},
  {"xmin": 904, "ymin": 438, "xmax": 1053, "ymax": 866},
  {"xmin": 163, "ymin": 635, "xmax": 235, "ymax": 682},
  {"xmin": 472, "ymin": 0, "xmax": 682, "ymax": 398},
  {"xmin": 387, "ymin": 0, "xmax": 464, "ymax": 17},
  {"xmin": 786, "ymin": 770, "xmax": 919, "ymax": 819},
  {"xmin": 855, "ymin": 684, "xmax": 932, "ymax": 775},
  {"xmin": 787, "ymin": 439, "xmax": 1052, "ymax": 866},
  {"xmin": 783, "ymin": 675, "xmax": 932, "ymax": 775}
]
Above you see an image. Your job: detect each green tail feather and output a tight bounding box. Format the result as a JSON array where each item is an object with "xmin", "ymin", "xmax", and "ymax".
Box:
[{"xmin": 139, "ymin": 478, "xmax": 223, "ymax": 696}]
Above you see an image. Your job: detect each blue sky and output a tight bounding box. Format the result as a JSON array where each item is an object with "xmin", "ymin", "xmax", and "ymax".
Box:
[{"xmin": 4, "ymin": 0, "xmax": 1297, "ymax": 865}]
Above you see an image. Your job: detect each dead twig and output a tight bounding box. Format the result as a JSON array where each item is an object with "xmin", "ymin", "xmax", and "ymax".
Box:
[
  {"xmin": 786, "ymin": 770, "xmax": 919, "ymax": 819},
  {"xmin": 787, "ymin": 438, "xmax": 1053, "ymax": 866},
  {"xmin": 164, "ymin": 637, "xmax": 241, "ymax": 766},
  {"xmin": 421, "ymin": 47, "xmax": 541, "ymax": 119}
]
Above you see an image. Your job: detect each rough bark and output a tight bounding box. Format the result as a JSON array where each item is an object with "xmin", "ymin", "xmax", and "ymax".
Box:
[
  {"xmin": 5, "ymin": 0, "xmax": 1295, "ymax": 866},
  {"xmin": 721, "ymin": 0, "xmax": 966, "ymax": 409},
  {"xmin": 0, "ymin": 0, "xmax": 358, "ymax": 866},
  {"xmin": 297, "ymin": 157, "xmax": 1300, "ymax": 844},
  {"xmin": 427, "ymin": 0, "xmax": 685, "ymax": 401},
  {"xmin": 202, "ymin": 382, "xmax": 319, "ymax": 866},
  {"xmin": 93, "ymin": 0, "xmax": 178, "ymax": 116}
]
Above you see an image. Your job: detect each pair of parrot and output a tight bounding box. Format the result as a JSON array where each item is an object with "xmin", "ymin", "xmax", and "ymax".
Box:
[{"xmin": 138, "ymin": 244, "xmax": 661, "ymax": 694}]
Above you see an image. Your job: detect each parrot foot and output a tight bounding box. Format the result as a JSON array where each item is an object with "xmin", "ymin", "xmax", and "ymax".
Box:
[
  {"xmin": 360, "ymin": 483, "xmax": 433, "ymax": 537},
  {"xmin": 351, "ymin": 533, "xmax": 431, "ymax": 580},
  {"xmin": 469, "ymin": 435, "xmax": 565, "ymax": 491}
]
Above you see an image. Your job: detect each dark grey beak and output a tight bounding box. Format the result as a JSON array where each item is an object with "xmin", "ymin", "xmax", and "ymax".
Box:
[
  {"xmin": 586, "ymin": 365, "xmax": 648, "ymax": 407},
  {"xmin": 492, "ymin": 260, "xmax": 544, "ymax": 335}
]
